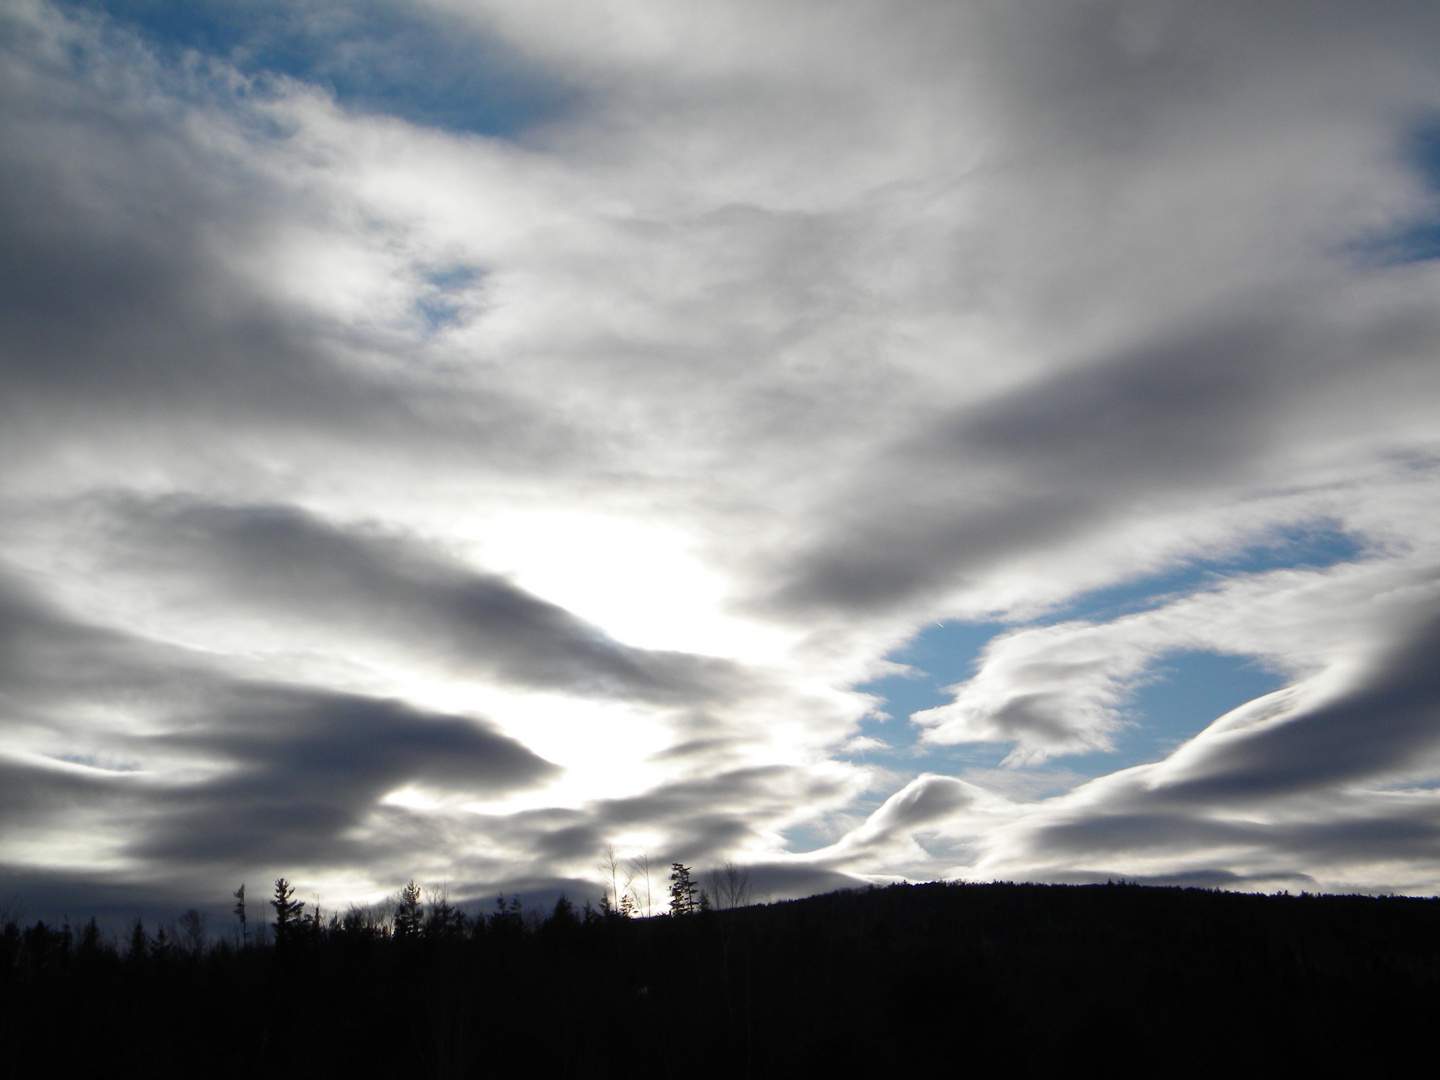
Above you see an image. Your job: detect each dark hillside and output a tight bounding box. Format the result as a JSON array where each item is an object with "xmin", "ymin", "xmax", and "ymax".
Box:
[{"xmin": 3, "ymin": 881, "xmax": 1437, "ymax": 1076}]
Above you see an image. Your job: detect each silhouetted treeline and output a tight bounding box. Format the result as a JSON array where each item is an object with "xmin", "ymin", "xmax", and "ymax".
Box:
[{"xmin": 3, "ymin": 881, "xmax": 1439, "ymax": 1076}]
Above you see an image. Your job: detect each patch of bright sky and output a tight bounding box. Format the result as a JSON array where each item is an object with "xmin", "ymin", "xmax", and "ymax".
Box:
[
  {"xmin": 55, "ymin": 0, "xmax": 574, "ymax": 137},
  {"xmin": 461, "ymin": 509, "xmax": 797, "ymax": 662}
]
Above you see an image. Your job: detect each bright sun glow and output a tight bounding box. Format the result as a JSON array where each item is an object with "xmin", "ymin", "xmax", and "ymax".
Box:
[{"xmin": 458, "ymin": 509, "xmax": 795, "ymax": 660}]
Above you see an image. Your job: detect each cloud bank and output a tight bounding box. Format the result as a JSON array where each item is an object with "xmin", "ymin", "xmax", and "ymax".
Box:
[{"xmin": 5, "ymin": 0, "xmax": 1440, "ymax": 918}]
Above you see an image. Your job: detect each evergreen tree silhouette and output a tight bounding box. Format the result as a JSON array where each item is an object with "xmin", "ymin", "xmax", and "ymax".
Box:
[
  {"xmin": 669, "ymin": 863, "xmax": 698, "ymax": 916},
  {"xmin": 394, "ymin": 879, "xmax": 423, "ymax": 939},
  {"xmin": 128, "ymin": 917, "xmax": 147, "ymax": 962},
  {"xmin": 149, "ymin": 923, "xmax": 172, "ymax": 963},
  {"xmin": 271, "ymin": 878, "xmax": 305, "ymax": 942},
  {"xmin": 233, "ymin": 884, "xmax": 248, "ymax": 946},
  {"xmin": 77, "ymin": 917, "xmax": 101, "ymax": 963}
]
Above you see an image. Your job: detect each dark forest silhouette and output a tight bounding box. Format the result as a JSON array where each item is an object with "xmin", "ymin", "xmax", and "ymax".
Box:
[{"xmin": 3, "ymin": 879, "xmax": 1438, "ymax": 1076}]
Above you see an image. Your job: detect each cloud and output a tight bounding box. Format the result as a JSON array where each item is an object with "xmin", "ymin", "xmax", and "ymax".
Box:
[
  {"xmin": 0, "ymin": 566, "xmax": 558, "ymax": 887},
  {"xmin": 139, "ymin": 686, "xmax": 558, "ymax": 867},
  {"xmin": 7, "ymin": 0, "xmax": 1440, "ymax": 918},
  {"xmin": 1160, "ymin": 617, "xmax": 1440, "ymax": 800},
  {"xmin": 833, "ymin": 774, "xmax": 979, "ymax": 855},
  {"xmin": 0, "ymin": 753, "xmax": 141, "ymax": 830}
]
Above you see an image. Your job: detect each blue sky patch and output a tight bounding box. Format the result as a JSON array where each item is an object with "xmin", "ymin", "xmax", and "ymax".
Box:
[
  {"xmin": 855, "ymin": 620, "xmax": 1004, "ymax": 736},
  {"xmin": 415, "ymin": 265, "xmax": 483, "ymax": 332},
  {"xmin": 1054, "ymin": 520, "xmax": 1364, "ymax": 625},
  {"xmin": 56, "ymin": 0, "xmax": 575, "ymax": 137},
  {"xmin": 1059, "ymin": 649, "xmax": 1286, "ymax": 774},
  {"xmin": 55, "ymin": 754, "xmax": 137, "ymax": 772},
  {"xmin": 1347, "ymin": 120, "xmax": 1440, "ymax": 264},
  {"xmin": 1407, "ymin": 121, "xmax": 1440, "ymax": 192}
]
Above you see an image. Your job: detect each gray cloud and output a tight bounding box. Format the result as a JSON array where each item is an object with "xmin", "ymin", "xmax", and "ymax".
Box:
[
  {"xmin": 761, "ymin": 299, "xmax": 1432, "ymax": 618},
  {"xmin": 138, "ymin": 685, "xmax": 557, "ymax": 868},
  {"xmin": 0, "ymin": 572, "xmax": 202, "ymax": 714},
  {"xmin": 0, "ymin": 564, "xmax": 557, "ymax": 886},
  {"xmin": 0, "ymin": 755, "xmax": 142, "ymax": 830},
  {"xmin": 993, "ymin": 785, "xmax": 1440, "ymax": 896},
  {"xmin": 1164, "ymin": 617, "xmax": 1440, "ymax": 801}
]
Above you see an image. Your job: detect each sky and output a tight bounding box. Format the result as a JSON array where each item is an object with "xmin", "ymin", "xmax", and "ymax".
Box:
[{"xmin": 5, "ymin": 0, "xmax": 1440, "ymax": 924}]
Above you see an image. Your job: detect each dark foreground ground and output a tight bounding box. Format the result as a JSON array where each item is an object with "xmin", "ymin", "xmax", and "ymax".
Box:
[{"xmin": 3, "ymin": 881, "xmax": 1437, "ymax": 1076}]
